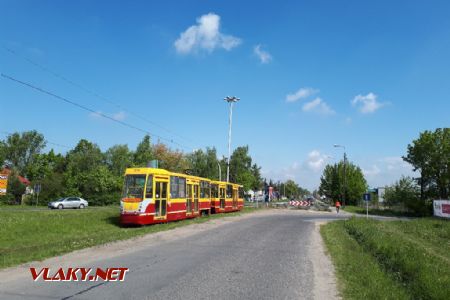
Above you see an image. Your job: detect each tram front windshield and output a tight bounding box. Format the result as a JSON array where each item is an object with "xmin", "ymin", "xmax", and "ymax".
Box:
[{"xmin": 123, "ymin": 174, "xmax": 146, "ymax": 200}]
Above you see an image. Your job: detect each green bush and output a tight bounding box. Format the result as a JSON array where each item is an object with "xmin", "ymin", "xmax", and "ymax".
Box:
[{"xmin": 384, "ymin": 176, "xmax": 431, "ymax": 216}]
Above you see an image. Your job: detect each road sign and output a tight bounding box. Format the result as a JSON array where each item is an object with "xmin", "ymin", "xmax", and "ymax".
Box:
[
  {"xmin": 363, "ymin": 193, "xmax": 371, "ymax": 201},
  {"xmin": 34, "ymin": 184, "xmax": 41, "ymax": 194},
  {"xmin": 289, "ymin": 200, "xmax": 311, "ymax": 207},
  {"xmin": 0, "ymin": 174, "xmax": 8, "ymax": 195}
]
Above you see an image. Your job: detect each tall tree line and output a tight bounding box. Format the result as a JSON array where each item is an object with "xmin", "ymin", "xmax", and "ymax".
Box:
[{"xmin": 0, "ymin": 131, "xmax": 262, "ymax": 205}]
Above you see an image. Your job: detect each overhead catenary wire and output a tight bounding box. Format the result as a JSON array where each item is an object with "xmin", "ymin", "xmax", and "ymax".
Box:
[
  {"xmin": 0, "ymin": 130, "xmax": 72, "ymax": 149},
  {"xmin": 3, "ymin": 46, "xmax": 194, "ymax": 144},
  {"xmin": 1, "ymin": 73, "xmax": 190, "ymax": 151}
]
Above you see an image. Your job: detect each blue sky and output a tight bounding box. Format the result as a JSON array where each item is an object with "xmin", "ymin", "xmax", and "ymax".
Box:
[{"xmin": 1, "ymin": 0, "xmax": 449, "ymax": 190}]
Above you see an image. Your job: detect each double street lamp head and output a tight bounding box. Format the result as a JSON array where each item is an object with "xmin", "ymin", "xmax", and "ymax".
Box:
[
  {"xmin": 224, "ymin": 96, "xmax": 240, "ymax": 103},
  {"xmin": 334, "ymin": 144, "xmax": 346, "ymax": 151}
]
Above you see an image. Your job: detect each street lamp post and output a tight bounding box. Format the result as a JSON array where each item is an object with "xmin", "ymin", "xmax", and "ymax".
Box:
[
  {"xmin": 224, "ymin": 96, "xmax": 240, "ymax": 183},
  {"xmin": 334, "ymin": 144, "xmax": 347, "ymax": 207},
  {"xmin": 217, "ymin": 161, "xmax": 222, "ymax": 182}
]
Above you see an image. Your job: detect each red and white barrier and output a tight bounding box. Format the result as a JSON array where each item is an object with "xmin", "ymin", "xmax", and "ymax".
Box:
[{"xmin": 289, "ymin": 200, "xmax": 311, "ymax": 207}]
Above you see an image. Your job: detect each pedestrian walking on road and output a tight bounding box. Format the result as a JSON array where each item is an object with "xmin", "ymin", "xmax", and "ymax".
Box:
[{"xmin": 335, "ymin": 201, "xmax": 341, "ymax": 213}]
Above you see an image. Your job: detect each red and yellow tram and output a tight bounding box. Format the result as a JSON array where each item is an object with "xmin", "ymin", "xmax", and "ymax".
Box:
[{"xmin": 120, "ymin": 167, "xmax": 243, "ymax": 225}]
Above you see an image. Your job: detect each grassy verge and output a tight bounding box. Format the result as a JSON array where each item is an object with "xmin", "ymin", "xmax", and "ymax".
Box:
[
  {"xmin": 0, "ymin": 206, "xmax": 260, "ymax": 269},
  {"xmin": 321, "ymin": 217, "xmax": 450, "ymax": 299},
  {"xmin": 343, "ymin": 205, "xmax": 416, "ymax": 217}
]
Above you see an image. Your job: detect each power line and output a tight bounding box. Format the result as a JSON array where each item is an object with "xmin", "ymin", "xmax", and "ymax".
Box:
[
  {"xmin": 1, "ymin": 73, "xmax": 190, "ymax": 150},
  {"xmin": 3, "ymin": 46, "xmax": 194, "ymax": 144}
]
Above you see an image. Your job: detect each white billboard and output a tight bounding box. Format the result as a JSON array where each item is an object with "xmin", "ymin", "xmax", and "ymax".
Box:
[
  {"xmin": 433, "ymin": 200, "xmax": 450, "ymax": 219},
  {"xmin": 377, "ymin": 187, "xmax": 386, "ymax": 203}
]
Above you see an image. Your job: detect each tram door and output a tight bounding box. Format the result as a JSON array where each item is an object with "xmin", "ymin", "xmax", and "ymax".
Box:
[
  {"xmin": 186, "ymin": 184, "xmax": 193, "ymax": 215},
  {"xmin": 232, "ymin": 189, "xmax": 238, "ymax": 209},
  {"xmin": 219, "ymin": 187, "xmax": 226, "ymax": 209},
  {"xmin": 193, "ymin": 184, "xmax": 199, "ymax": 213},
  {"xmin": 155, "ymin": 181, "xmax": 168, "ymax": 220}
]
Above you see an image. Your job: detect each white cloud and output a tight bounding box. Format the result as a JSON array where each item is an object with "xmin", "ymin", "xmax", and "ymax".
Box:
[
  {"xmin": 89, "ymin": 111, "xmax": 126, "ymax": 121},
  {"xmin": 361, "ymin": 157, "xmax": 417, "ymax": 187},
  {"xmin": 174, "ymin": 13, "xmax": 241, "ymax": 54},
  {"xmin": 112, "ymin": 111, "xmax": 126, "ymax": 121},
  {"xmin": 260, "ymin": 150, "xmax": 333, "ymax": 191},
  {"xmin": 306, "ymin": 150, "xmax": 330, "ymax": 172},
  {"xmin": 89, "ymin": 111, "xmax": 102, "ymax": 119},
  {"xmin": 253, "ymin": 44, "xmax": 272, "ymax": 64},
  {"xmin": 363, "ymin": 165, "xmax": 381, "ymax": 177},
  {"xmin": 286, "ymin": 87, "xmax": 318, "ymax": 103},
  {"xmin": 351, "ymin": 92, "xmax": 386, "ymax": 114},
  {"xmin": 302, "ymin": 97, "xmax": 335, "ymax": 115}
]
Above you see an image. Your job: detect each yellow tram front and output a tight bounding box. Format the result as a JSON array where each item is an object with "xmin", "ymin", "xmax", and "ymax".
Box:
[{"xmin": 120, "ymin": 168, "xmax": 171, "ymax": 225}]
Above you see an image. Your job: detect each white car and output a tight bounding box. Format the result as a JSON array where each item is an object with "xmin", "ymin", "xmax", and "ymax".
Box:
[{"xmin": 48, "ymin": 197, "xmax": 89, "ymax": 209}]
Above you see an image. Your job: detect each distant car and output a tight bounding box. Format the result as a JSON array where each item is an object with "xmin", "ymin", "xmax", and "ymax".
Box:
[{"xmin": 48, "ymin": 197, "xmax": 88, "ymax": 209}]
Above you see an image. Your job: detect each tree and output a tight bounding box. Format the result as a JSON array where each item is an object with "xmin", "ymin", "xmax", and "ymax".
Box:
[
  {"xmin": 403, "ymin": 128, "xmax": 450, "ymax": 199},
  {"xmin": 0, "ymin": 141, "xmax": 6, "ymax": 167},
  {"xmin": 133, "ymin": 135, "xmax": 153, "ymax": 167},
  {"xmin": 250, "ymin": 164, "xmax": 262, "ymax": 190},
  {"xmin": 6, "ymin": 172, "xmax": 26, "ymax": 203},
  {"xmin": 105, "ymin": 144, "xmax": 133, "ymax": 176},
  {"xmin": 384, "ymin": 176, "xmax": 427, "ymax": 215},
  {"xmin": 65, "ymin": 139, "xmax": 103, "ymax": 174},
  {"xmin": 36, "ymin": 171, "xmax": 66, "ymax": 202},
  {"xmin": 153, "ymin": 143, "xmax": 189, "ymax": 173},
  {"xmin": 75, "ymin": 165, "xmax": 122, "ymax": 206},
  {"xmin": 3, "ymin": 131, "xmax": 46, "ymax": 176},
  {"xmin": 64, "ymin": 139, "xmax": 104, "ymax": 197},
  {"xmin": 26, "ymin": 149, "xmax": 65, "ymax": 182},
  {"xmin": 229, "ymin": 146, "xmax": 262, "ymax": 191},
  {"xmin": 319, "ymin": 161, "xmax": 367, "ymax": 205},
  {"xmin": 284, "ymin": 180, "xmax": 299, "ymax": 198},
  {"xmin": 187, "ymin": 149, "xmax": 208, "ymax": 177},
  {"xmin": 203, "ymin": 147, "xmax": 219, "ymax": 179},
  {"xmin": 298, "ymin": 187, "xmax": 310, "ymax": 198},
  {"xmin": 319, "ymin": 164, "xmax": 341, "ymax": 201},
  {"xmin": 229, "ymin": 146, "xmax": 252, "ymax": 182}
]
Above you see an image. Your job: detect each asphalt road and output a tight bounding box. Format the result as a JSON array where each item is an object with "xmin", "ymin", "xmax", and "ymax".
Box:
[{"xmin": 0, "ymin": 211, "xmax": 346, "ymax": 300}]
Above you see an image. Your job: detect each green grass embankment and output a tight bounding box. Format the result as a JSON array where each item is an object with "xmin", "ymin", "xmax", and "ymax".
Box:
[
  {"xmin": 321, "ymin": 217, "xmax": 450, "ymax": 300},
  {"xmin": 343, "ymin": 205, "xmax": 417, "ymax": 217},
  {"xmin": 0, "ymin": 206, "xmax": 259, "ymax": 269}
]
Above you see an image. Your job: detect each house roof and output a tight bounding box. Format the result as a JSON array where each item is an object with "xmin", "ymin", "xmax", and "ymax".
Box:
[{"xmin": 0, "ymin": 168, "xmax": 31, "ymax": 186}]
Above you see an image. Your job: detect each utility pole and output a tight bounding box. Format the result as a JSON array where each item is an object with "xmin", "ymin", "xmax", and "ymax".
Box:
[
  {"xmin": 343, "ymin": 151, "xmax": 347, "ymax": 207},
  {"xmin": 224, "ymin": 96, "xmax": 240, "ymax": 183}
]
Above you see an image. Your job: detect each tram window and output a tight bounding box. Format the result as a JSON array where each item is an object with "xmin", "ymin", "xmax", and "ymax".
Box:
[
  {"xmin": 239, "ymin": 187, "xmax": 244, "ymax": 198},
  {"xmin": 155, "ymin": 181, "xmax": 160, "ymax": 198},
  {"xmin": 211, "ymin": 184, "xmax": 218, "ymax": 198},
  {"xmin": 145, "ymin": 176, "xmax": 153, "ymax": 198},
  {"xmin": 227, "ymin": 185, "xmax": 232, "ymax": 198},
  {"xmin": 169, "ymin": 176, "xmax": 186, "ymax": 198},
  {"xmin": 162, "ymin": 182, "xmax": 167, "ymax": 198},
  {"xmin": 170, "ymin": 176, "xmax": 178, "ymax": 198},
  {"xmin": 179, "ymin": 177, "xmax": 186, "ymax": 198},
  {"xmin": 123, "ymin": 174, "xmax": 146, "ymax": 199},
  {"xmin": 204, "ymin": 182, "xmax": 210, "ymax": 198},
  {"xmin": 200, "ymin": 181, "xmax": 210, "ymax": 198}
]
